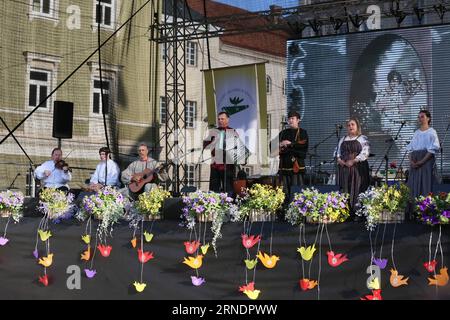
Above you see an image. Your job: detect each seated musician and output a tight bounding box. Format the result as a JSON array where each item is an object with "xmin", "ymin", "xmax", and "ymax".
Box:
[
  {"xmin": 88, "ymin": 147, "xmax": 120, "ymax": 192},
  {"xmin": 121, "ymin": 143, "xmax": 168, "ymax": 199},
  {"xmin": 34, "ymin": 147, "xmax": 72, "ymax": 192}
]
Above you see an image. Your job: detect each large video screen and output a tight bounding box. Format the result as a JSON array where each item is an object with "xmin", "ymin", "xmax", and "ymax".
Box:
[{"xmin": 286, "ymin": 24, "xmax": 450, "ymax": 182}]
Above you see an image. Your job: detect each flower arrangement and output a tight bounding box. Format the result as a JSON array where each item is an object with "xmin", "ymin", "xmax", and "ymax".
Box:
[
  {"xmin": 135, "ymin": 186, "xmax": 171, "ymax": 218},
  {"xmin": 233, "ymin": 184, "xmax": 285, "ymax": 221},
  {"xmin": 38, "ymin": 188, "xmax": 75, "ymax": 222},
  {"xmin": 416, "ymin": 192, "xmax": 450, "ymax": 225},
  {"xmin": 356, "ymin": 184, "xmax": 409, "ymax": 230},
  {"xmin": 76, "ymin": 186, "xmax": 126, "ymax": 237},
  {"xmin": 181, "ymin": 191, "xmax": 236, "ymax": 255},
  {"xmin": 285, "ymin": 188, "xmax": 349, "ymax": 225},
  {"xmin": 0, "ymin": 190, "xmax": 24, "ymax": 223}
]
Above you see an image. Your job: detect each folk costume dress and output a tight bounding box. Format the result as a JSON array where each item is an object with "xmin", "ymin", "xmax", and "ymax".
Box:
[{"xmin": 336, "ymin": 135, "xmax": 370, "ymax": 210}]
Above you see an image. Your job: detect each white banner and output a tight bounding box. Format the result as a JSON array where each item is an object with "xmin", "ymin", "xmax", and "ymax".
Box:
[{"xmin": 204, "ymin": 63, "xmax": 267, "ymax": 166}]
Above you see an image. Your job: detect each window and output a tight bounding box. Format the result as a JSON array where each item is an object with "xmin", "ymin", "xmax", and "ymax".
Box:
[
  {"xmin": 160, "ymin": 96, "xmax": 167, "ymax": 124},
  {"xmin": 29, "ymin": 0, "xmax": 58, "ymax": 22},
  {"xmin": 185, "ymin": 100, "xmax": 196, "ymax": 128},
  {"xmin": 92, "ymin": 79, "xmax": 111, "ymax": 114},
  {"xmin": 282, "ymin": 78, "xmax": 287, "ymax": 96},
  {"xmin": 186, "ymin": 165, "xmax": 195, "ymax": 186},
  {"xmin": 32, "ymin": 0, "xmax": 51, "ymax": 14},
  {"xmin": 186, "ymin": 41, "xmax": 197, "ymax": 66},
  {"xmin": 94, "ymin": 0, "xmax": 115, "ymax": 29},
  {"xmin": 28, "ymin": 69, "xmax": 50, "ymax": 108},
  {"xmin": 88, "ymin": 62, "xmax": 120, "ymax": 116},
  {"xmin": 267, "ymin": 113, "xmax": 271, "ymax": 140},
  {"xmin": 24, "ymin": 52, "xmax": 61, "ymax": 111},
  {"xmin": 266, "ymin": 75, "xmax": 272, "ymax": 94}
]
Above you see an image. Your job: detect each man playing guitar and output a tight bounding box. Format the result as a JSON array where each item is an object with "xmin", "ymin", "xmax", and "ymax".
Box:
[{"xmin": 121, "ymin": 143, "xmax": 168, "ymax": 199}]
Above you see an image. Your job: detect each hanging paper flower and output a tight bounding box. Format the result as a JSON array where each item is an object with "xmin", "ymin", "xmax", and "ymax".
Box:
[
  {"xmin": 137, "ymin": 249, "xmax": 154, "ymax": 263},
  {"xmin": 424, "ymin": 260, "xmax": 438, "ymax": 273},
  {"xmin": 184, "ymin": 240, "xmax": 200, "ymax": 254},
  {"xmin": 38, "ymin": 275, "xmax": 49, "ymax": 287},
  {"xmin": 97, "ymin": 244, "xmax": 112, "ymax": 257},
  {"xmin": 182, "ymin": 255, "xmax": 203, "ymax": 269}
]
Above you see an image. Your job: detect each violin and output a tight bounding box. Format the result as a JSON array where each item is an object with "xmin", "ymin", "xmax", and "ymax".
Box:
[{"xmin": 55, "ymin": 160, "xmax": 71, "ymax": 173}]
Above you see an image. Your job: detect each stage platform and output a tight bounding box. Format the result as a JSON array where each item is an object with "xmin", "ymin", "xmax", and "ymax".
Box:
[{"xmin": 0, "ymin": 208, "xmax": 449, "ymax": 300}]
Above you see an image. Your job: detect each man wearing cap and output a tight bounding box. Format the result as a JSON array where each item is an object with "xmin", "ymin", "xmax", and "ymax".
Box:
[{"xmin": 277, "ymin": 110, "xmax": 309, "ymax": 203}]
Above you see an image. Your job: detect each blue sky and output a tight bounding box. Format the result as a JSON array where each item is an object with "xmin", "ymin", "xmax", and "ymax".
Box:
[{"xmin": 215, "ymin": 0, "xmax": 300, "ymax": 12}]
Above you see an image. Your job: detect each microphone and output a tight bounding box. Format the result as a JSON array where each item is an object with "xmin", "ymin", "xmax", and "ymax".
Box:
[
  {"xmin": 335, "ymin": 124, "xmax": 343, "ymax": 129},
  {"xmin": 393, "ymin": 120, "xmax": 407, "ymax": 124},
  {"xmin": 319, "ymin": 160, "xmax": 328, "ymax": 165}
]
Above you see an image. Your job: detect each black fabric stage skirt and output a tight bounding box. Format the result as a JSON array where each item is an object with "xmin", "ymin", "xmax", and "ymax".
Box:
[{"xmin": 0, "ymin": 216, "xmax": 449, "ymax": 300}]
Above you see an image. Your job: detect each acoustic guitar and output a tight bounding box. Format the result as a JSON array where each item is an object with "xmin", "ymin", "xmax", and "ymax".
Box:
[{"xmin": 128, "ymin": 161, "xmax": 171, "ymax": 193}]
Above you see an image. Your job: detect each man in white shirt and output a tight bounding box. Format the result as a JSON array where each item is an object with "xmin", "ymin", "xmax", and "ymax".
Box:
[
  {"xmin": 35, "ymin": 147, "xmax": 72, "ymax": 191},
  {"xmin": 89, "ymin": 147, "xmax": 120, "ymax": 191}
]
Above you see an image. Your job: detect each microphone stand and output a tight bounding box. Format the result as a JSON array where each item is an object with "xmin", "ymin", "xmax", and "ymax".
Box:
[
  {"xmin": 334, "ymin": 126, "xmax": 343, "ymax": 186},
  {"xmin": 9, "ymin": 173, "xmax": 20, "ymax": 189},
  {"xmin": 374, "ymin": 122, "xmax": 405, "ymax": 185},
  {"xmin": 311, "ymin": 126, "xmax": 340, "ymax": 185},
  {"xmin": 394, "ymin": 143, "xmax": 409, "ymax": 183},
  {"xmin": 439, "ymin": 121, "xmax": 450, "ymax": 183}
]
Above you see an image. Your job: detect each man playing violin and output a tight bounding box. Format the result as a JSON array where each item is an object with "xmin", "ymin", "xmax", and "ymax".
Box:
[
  {"xmin": 121, "ymin": 143, "xmax": 168, "ymax": 199},
  {"xmin": 35, "ymin": 147, "xmax": 72, "ymax": 192}
]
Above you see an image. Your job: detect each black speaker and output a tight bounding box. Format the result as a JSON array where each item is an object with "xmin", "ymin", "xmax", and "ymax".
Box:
[{"xmin": 52, "ymin": 101, "xmax": 73, "ymax": 139}]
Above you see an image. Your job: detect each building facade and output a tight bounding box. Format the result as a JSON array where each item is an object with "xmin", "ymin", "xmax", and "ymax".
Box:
[{"xmin": 0, "ymin": 0, "xmax": 159, "ymax": 193}]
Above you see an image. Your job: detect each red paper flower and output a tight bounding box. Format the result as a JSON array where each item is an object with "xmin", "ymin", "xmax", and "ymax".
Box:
[
  {"xmin": 389, "ymin": 162, "xmax": 397, "ymax": 169},
  {"xmin": 299, "ymin": 279, "xmax": 310, "ymax": 291},
  {"xmin": 238, "ymin": 282, "xmax": 255, "ymax": 292},
  {"xmin": 241, "ymin": 234, "xmax": 261, "ymax": 249},
  {"xmin": 138, "ymin": 249, "xmax": 154, "ymax": 263},
  {"xmin": 39, "ymin": 275, "xmax": 49, "ymax": 287},
  {"xmin": 97, "ymin": 244, "xmax": 112, "ymax": 257},
  {"xmin": 424, "ymin": 260, "xmax": 438, "ymax": 273},
  {"xmin": 184, "ymin": 240, "xmax": 200, "ymax": 254},
  {"xmin": 361, "ymin": 289, "xmax": 383, "ymax": 300}
]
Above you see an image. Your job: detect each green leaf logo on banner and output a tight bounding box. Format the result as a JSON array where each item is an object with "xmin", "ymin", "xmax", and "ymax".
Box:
[{"xmin": 221, "ymin": 96, "xmax": 249, "ymax": 115}]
